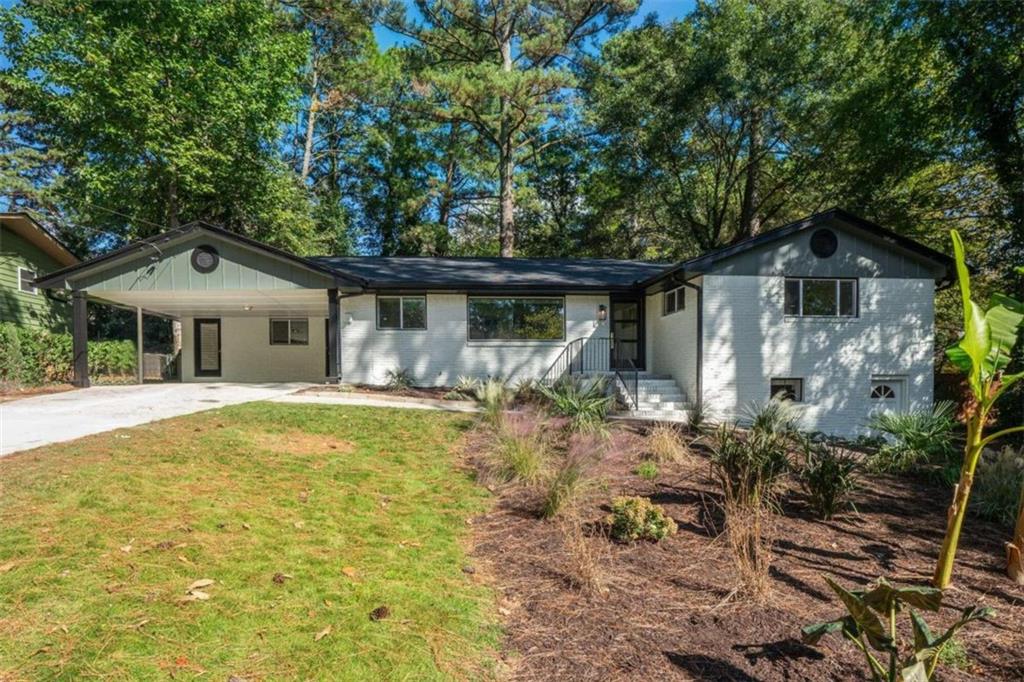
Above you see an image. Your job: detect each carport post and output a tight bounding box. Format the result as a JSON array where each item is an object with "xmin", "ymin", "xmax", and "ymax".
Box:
[
  {"xmin": 328, "ymin": 288, "xmax": 341, "ymax": 383},
  {"xmin": 72, "ymin": 290, "xmax": 89, "ymax": 388},
  {"xmin": 136, "ymin": 307, "xmax": 144, "ymax": 384}
]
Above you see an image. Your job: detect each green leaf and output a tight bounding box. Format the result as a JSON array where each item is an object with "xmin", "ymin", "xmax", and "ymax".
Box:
[
  {"xmin": 901, "ymin": 660, "xmax": 930, "ymax": 682},
  {"xmin": 914, "ymin": 606, "xmax": 995, "ymax": 670},
  {"xmin": 824, "ymin": 577, "xmax": 893, "ymax": 652},
  {"xmin": 909, "ymin": 610, "xmax": 934, "ymax": 652},
  {"xmin": 801, "ymin": 618, "xmax": 847, "ymax": 645},
  {"xmin": 948, "ymin": 231, "xmax": 990, "ymax": 396},
  {"xmin": 984, "ymin": 294, "xmax": 1024, "ymax": 372},
  {"xmin": 862, "ymin": 580, "xmax": 942, "ymax": 615}
]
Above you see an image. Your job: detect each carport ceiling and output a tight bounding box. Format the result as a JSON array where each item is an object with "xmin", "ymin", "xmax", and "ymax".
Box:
[{"xmin": 89, "ymin": 289, "xmax": 331, "ymax": 318}]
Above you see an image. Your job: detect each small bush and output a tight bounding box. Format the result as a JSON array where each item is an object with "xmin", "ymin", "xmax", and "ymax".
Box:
[
  {"xmin": 384, "ymin": 368, "xmax": 415, "ymax": 391},
  {"xmin": 647, "ymin": 423, "xmax": 686, "ymax": 463},
  {"xmin": 797, "ymin": 437, "xmax": 860, "ymax": 520},
  {"xmin": 635, "ymin": 460, "xmax": 658, "ymax": 480},
  {"xmin": 444, "ymin": 375, "xmax": 481, "ymax": 400},
  {"xmin": 512, "ymin": 378, "xmax": 543, "ymax": 405},
  {"xmin": 973, "ymin": 446, "xmax": 1024, "ymax": 527},
  {"xmin": 539, "ymin": 453, "xmax": 595, "ymax": 519},
  {"xmin": 711, "ymin": 424, "xmax": 791, "ymax": 509},
  {"xmin": 0, "ymin": 323, "xmax": 133, "ymax": 387},
  {"xmin": 723, "ymin": 498, "xmax": 775, "ymax": 599},
  {"xmin": 866, "ymin": 401, "xmax": 957, "ymax": 473},
  {"xmin": 490, "ymin": 427, "xmax": 549, "ymax": 484},
  {"xmin": 607, "ymin": 496, "xmax": 677, "ymax": 542},
  {"xmin": 559, "ymin": 514, "xmax": 608, "ymax": 595},
  {"xmin": 686, "ymin": 400, "xmax": 708, "ymax": 433},
  {"xmin": 741, "ymin": 397, "xmax": 801, "ymax": 435},
  {"xmin": 474, "ymin": 377, "xmax": 514, "ymax": 425},
  {"xmin": 537, "ymin": 375, "xmax": 613, "ymax": 434}
]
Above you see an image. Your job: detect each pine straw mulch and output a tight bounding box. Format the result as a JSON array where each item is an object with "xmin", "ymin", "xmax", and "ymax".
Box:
[{"xmin": 465, "ymin": 415, "xmax": 1024, "ymax": 681}]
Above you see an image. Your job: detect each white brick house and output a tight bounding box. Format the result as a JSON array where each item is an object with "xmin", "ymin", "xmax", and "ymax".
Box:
[{"xmin": 35, "ymin": 209, "xmax": 954, "ymax": 437}]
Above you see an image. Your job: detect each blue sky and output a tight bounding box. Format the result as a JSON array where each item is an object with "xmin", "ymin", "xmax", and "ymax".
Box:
[{"xmin": 374, "ymin": 0, "xmax": 695, "ymax": 49}]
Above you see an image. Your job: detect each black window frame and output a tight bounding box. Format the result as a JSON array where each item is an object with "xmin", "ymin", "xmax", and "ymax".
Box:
[
  {"xmin": 466, "ymin": 295, "xmax": 566, "ymax": 342},
  {"xmin": 783, "ymin": 277, "xmax": 858, "ymax": 318},
  {"xmin": 269, "ymin": 318, "xmax": 310, "ymax": 346},
  {"xmin": 663, "ymin": 286, "xmax": 685, "ymax": 316},
  {"xmin": 376, "ymin": 295, "xmax": 427, "ymax": 331},
  {"xmin": 194, "ymin": 318, "xmax": 222, "ymax": 377},
  {"xmin": 18, "ymin": 267, "xmax": 37, "ymax": 295},
  {"xmin": 770, "ymin": 377, "xmax": 804, "ymax": 402}
]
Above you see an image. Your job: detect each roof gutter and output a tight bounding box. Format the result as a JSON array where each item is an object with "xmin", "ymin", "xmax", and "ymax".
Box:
[{"xmin": 681, "ymin": 278, "xmax": 703, "ymax": 416}]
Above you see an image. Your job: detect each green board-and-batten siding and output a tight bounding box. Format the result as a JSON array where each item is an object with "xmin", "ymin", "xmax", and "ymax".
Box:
[
  {"xmin": 0, "ymin": 225, "xmax": 71, "ymax": 331},
  {"xmin": 71, "ymin": 232, "xmax": 336, "ymax": 293}
]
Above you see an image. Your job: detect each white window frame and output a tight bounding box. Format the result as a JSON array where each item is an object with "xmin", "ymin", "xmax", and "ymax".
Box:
[
  {"xmin": 269, "ymin": 318, "xmax": 309, "ymax": 346},
  {"xmin": 376, "ymin": 295, "xmax": 427, "ymax": 330},
  {"xmin": 18, "ymin": 268, "xmax": 38, "ymax": 295},
  {"xmin": 663, "ymin": 286, "xmax": 685, "ymax": 316},
  {"xmin": 784, "ymin": 278, "xmax": 858, "ymax": 318}
]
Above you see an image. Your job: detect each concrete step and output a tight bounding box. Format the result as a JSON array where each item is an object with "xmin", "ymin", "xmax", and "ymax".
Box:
[
  {"xmin": 634, "ymin": 391, "xmax": 685, "ymax": 402},
  {"xmin": 635, "ymin": 401, "xmax": 690, "ymax": 411},
  {"xmin": 636, "ymin": 379, "xmax": 682, "ymax": 389},
  {"xmin": 614, "ymin": 409, "xmax": 690, "ymax": 423}
]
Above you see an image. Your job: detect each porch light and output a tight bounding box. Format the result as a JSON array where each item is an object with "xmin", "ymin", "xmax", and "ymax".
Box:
[
  {"xmin": 243, "ymin": 305, "xmax": 253, "ymax": 311},
  {"xmin": 597, "ymin": 304, "xmax": 607, "ymax": 322}
]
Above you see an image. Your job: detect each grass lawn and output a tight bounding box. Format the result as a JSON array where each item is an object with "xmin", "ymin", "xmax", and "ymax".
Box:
[{"xmin": 0, "ymin": 403, "xmax": 498, "ymax": 680}]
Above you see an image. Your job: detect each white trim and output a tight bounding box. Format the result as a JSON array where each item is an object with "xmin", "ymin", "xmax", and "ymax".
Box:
[{"xmin": 17, "ymin": 267, "xmax": 38, "ymax": 295}]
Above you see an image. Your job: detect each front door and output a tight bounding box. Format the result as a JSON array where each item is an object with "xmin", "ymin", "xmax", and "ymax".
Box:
[
  {"xmin": 194, "ymin": 318, "xmax": 222, "ymax": 377},
  {"xmin": 610, "ymin": 297, "xmax": 644, "ymax": 370}
]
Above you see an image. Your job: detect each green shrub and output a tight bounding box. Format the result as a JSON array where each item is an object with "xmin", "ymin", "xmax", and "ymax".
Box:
[
  {"xmin": 0, "ymin": 324, "xmax": 133, "ymax": 386},
  {"xmin": 384, "ymin": 368, "xmax": 415, "ymax": 391},
  {"xmin": 647, "ymin": 423, "xmax": 687, "ymax": 463},
  {"xmin": 444, "ymin": 375, "xmax": 481, "ymax": 400},
  {"xmin": 711, "ymin": 423, "xmax": 791, "ymax": 508},
  {"xmin": 973, "ymin": 446, "xmax": 1024, "ymax": 528},
  {"xmin": 797, "ymin": 437, "xmax": 860, "ymax": 520},
  {"xmin": 491, "ymin": 427, "xmax": 549, "ymax": 484},
  {"xmin": 866, "ymin": 401, "xmax": 957, "ymax": 473},
  {"xmin": 607, "ymin": 496, "xmax": 677, "ymax": 542},
  {"xmin": 537, "ymin": 375, "xmax": 613, "ymax": 434},
  {"xmin": 741, "ymin": 397, "xmax": 801, "ymax": 435},
  {"xmin": 0, "ymin": 322, "xmax": 26, "ymax": 385},
  {"xmin": 89, "ymin": 339, "xmax": 136, "ymax": 378},
  {"xmin": 635, "ymin": 460, "xmax": 659, "ymax": 480}
]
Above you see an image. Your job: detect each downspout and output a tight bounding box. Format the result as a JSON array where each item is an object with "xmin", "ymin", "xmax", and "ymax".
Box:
[{"xmin": 681, "ymin": 279, "xmax": 703, "ymax": 414}]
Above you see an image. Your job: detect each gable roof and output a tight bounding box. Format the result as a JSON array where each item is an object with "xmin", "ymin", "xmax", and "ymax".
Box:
[
  {"xmin": 639, "ymin": 208, "xmax": 957, "ymax": 289},
  {"xmin": 0, "ymin": 212, "xmax": 79, "ymax": 267},
  {"xmin": 310, "ymin": 256, "xmax": 671, "ymax": 291},
  {"xmin": 34, "ymin": 221, "xmax": 367, "ymax": 289}
]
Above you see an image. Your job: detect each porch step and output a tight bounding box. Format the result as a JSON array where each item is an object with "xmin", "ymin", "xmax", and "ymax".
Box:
[
  {"xmin": 635, "ymin": 401, "xmax": 689, "ymax": 411},
  {"xmin": 611, "ymin": 372, "xmax": 691, "ymax": 423}
]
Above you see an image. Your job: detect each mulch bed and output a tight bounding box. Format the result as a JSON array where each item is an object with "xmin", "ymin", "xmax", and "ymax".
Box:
[
  {"xmin": 0, "ymin": 383, "xmax": 76, "ymax": 403},
  {"xmin": 298, "ymin": 383, "xmax": 452, "ymax": 400},
  {"xmin": 466, "ymin": 416, "xmax": 1024, "ymax": 681}
]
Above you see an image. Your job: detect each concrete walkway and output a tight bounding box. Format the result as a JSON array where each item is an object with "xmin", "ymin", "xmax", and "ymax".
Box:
[
  {"xmin": 0, "ymin": 382, "xmax": 309, "ymax": 457},
  {"xmin": 270, "ymin": 391, "xmax": 481, "ymax": 413}
]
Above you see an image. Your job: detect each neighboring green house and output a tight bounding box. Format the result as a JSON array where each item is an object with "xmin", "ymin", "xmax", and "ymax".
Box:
[{"xmin": 0, "ymin": 213, "xmax": 79, "ymax": 332}]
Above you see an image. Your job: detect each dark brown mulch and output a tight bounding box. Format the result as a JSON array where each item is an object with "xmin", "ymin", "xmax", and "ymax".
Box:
[{"xmin": 467, "ymin": 418, "xmax": 1024, "ymax": 681}]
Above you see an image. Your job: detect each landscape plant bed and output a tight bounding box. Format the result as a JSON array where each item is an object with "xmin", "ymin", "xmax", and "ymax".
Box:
[
  {"xmin": 465, "ymin": 417, "xmax": 1023, "ymax": 681},
  {"xmin": 301, "ymin": 383, "xmax": 453, "ymax": 401},
  {"xmin": 0, "ymin": 383, "xmax": 76, "ymax": 403}
]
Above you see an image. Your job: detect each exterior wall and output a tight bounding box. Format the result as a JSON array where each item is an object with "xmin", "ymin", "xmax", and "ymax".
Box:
[
  {"xmin": 701, "ymin": 274, "xmax": 935, "ymax": 436},
  {"xmin": 340, "ymin": 293, "xmax": 610, "ymax": 386},
  {"xmin": 0, "ymin": 225, "xmax": 71, "ymax": 331},
  {"xmin": 644, "ymin": 280, "xmax": 699, "ymax": 400},
  {"xmin": 181, "ymin": 315, "xmax": 327, "ymax": 383}
]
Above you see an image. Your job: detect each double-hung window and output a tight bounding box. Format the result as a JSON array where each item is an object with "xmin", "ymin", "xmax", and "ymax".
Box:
[
  {"xmin": 467, "ymin": 297, "xmax": 564, "ymax": 341},
  {"xmin": 377, "ymin": 296, "xmax": 427, "ymax": 330},
  {"xmin": 784, "ymin": 278, "xmax": 857, "ymax": 317},
  {"xmin": 663, "ymin": 286, "xmax": 685, "ymax": 316},
  {"xmin": 270, "ymin": 318, "xmax": 309, "ymax": 345}
]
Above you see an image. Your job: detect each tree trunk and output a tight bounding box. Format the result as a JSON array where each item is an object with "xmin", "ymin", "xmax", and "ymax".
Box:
[
  {"xmin": 167, "ymin": 170, "xmax": 180, "ymax": 229},
  {"xmin": 1008, "ymin": 487, "xmax": 1024, "ymax": 585},
  {"xmin": 739, "ymin": 106, "xmax": 762, "ymax": 240},
  {"xmin": 301, "ymin": 67, "xmax": 319, "ymax": 182},
  {"xmin": 498, "ymin": 31, "xmax": 515, "ymax": 257},
  {"xmin": 438, "ymin": 124, "xmax": 458, "ymax": 229},
  {"xmin": 932, "ymin": 417, "xmax": 984, "ymax": 588}
]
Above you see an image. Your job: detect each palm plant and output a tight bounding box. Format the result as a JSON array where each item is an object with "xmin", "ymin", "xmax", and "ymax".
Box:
[
  {"xmin": 537, "ymin": 375, "xmax": 613, "ymax": 433},
  {"xmin": 932, "ymin": 233, "xmax": 1024, "ymax": 588},
  {"xmin": 866, "ymin": 401, "xmax": 957, "ymax": 473}
]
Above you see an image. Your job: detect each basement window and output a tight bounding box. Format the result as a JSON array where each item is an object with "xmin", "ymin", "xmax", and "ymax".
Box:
[
  {"xmin": 663, "ymin": 286, "xmax": 685, "ymax": 316},
  {"xmin": 770, "ymin": 378, "xmax": 803, "ymax": 402},
  {"xmin": 270, "ymin": 318, "xmax": 309, "ymax": 345},
  {"xmin": 18, "ymin": 268, "xmax": 37, "ymax": 294},
  {"xmin": 784, "ymin": 278, "xmax": 857, "ymax": 317}
]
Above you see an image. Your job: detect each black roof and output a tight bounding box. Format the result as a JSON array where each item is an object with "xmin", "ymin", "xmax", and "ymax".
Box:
[{"xmin": 310, "ymin": 256, "xmax": 672, "ymax": 291}]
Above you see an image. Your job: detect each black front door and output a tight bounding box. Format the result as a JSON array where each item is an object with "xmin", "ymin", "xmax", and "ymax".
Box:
[{"xmin": 610, "ymin": 297, "xmax": 644, "ymax": 370}]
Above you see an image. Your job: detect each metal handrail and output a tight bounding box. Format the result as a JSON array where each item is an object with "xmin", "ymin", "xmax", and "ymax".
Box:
[
  {"xmin": 540, "ymin": 336, "xmax": 613, "ymax": 385},
  {"xmin": 614, "ymin": 358, "xmax": 639, "ymax": 410}
]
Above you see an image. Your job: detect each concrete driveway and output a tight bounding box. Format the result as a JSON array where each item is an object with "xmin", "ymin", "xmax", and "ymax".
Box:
[{"xmin": 0, "ymin": 382, "xmax": 309, "ymax": 457}]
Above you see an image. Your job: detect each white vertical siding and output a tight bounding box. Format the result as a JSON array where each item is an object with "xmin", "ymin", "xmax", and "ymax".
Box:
[
  {"xmin": 700, "ymin": 274, "xmax": 935, "ymax": 436},
  {"xmin": 181, "ymin": 315, "xmax": 327, "ymax": 383},
  {"xmin": 340, "ymin": 293, "xmax": 610, "ymax": 386}
]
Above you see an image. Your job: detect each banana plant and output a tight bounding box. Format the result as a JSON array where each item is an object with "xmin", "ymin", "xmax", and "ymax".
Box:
[
  {"xmin": 932, "ymin": 233, "xmax": 1024, "ymax": 588},
  {"xmin": 1009, "ymin": 485, "xmax": 1024, "ymax": 585},
  {"xmin": 802, "ymin": 577, "xmax": 994, "ymax": 681}
]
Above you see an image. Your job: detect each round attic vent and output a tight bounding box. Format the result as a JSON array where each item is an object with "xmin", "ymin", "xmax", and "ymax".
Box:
[
  {"xmin": 191, "ymin": 245, "xmax": 220, "ymax": 273},
  {"xmin": 810, "ymin": 228, "xmax": 838, "ymax": 258}
]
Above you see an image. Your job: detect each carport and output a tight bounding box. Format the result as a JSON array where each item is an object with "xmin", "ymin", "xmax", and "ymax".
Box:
[{"xmin": 34, "ymin": 223, "xmax": 364, "ymax": 387}]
